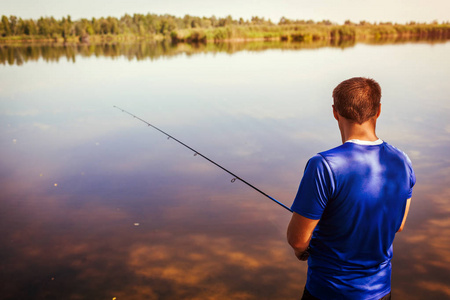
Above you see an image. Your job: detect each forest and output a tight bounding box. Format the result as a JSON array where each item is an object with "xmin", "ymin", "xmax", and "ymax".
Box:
[{"xmin": 1, "ymin": 13, "xmax": 449, "ymax": 43}]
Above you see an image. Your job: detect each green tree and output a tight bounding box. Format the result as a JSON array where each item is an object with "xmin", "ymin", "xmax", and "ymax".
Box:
[
  {"xmin": 183, "ymin": 15, "xmax": 192, "ymax": 29},
  {"xmin": 91, "ymin": 17, "xmax": 101, "ymax": 34},
  {"xmin": 218, "ymin": 15, "xmax": 234, "ymax": 27},
  {"xmin": 99, "ymin": 18, "xmax": 110, "ymax": 34},
  {"xmin": 145, "ymin": 14, "xmax": 158, "ymax": 34},
  {"xmin": 16, "ymin": 18, "xmax": 26, "ymax": 35},
  {"xmin": 49, "ymin": 17, "xmax": 61, "ymax": 37},
  {"xmin": 107, "ymin": 17, "xmax": 119, "ymax": 34},
  {"xmin": 210, "ymin": 15, "xmax": 218, "ymax": 27},
  {"xmin": 1, "ymin": 15, "xmax": 12, "ymax": 36},
  {"xmin": 120, "ymin": 14, "xmax": 134, "ymax": 34},
  {"xmin": 37, "ymin": 17, "xmax": 50, "ymax": 36},
  {"xmin": 60, "ymin": 15, "xmax": 73, "ymax": 39},
  {"xmin": 23, "ymin": 19, "xmax": 37, "ymax": 35},
  {"xmin": 9, "ymin": 15, "xmax": 18, "ymax": 35},
  {"xmin": 201, "ymin": 17, "xmax": 212, "ymax": 28},
  {"xmin": 74, "ymin": 18, "xmax": 91, "ymax": 36}
]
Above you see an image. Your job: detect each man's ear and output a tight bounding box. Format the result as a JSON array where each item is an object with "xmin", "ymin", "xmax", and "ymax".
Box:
[
  {"xmin": 376, "ymin": 104, "xmax": 382, "ymax": 119},
  {"xmin": 332, "ymin": 105, "xmax": 339, "ymax": 121}
]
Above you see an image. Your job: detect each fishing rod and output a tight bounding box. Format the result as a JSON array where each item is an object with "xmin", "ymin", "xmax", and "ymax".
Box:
[{"xmin": 114, "ymin": 106, "xmax": 293, "ymax": 213}]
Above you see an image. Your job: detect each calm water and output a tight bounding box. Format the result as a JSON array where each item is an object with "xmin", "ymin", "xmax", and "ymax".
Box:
[{"xmin": 1, "ymin": 41, "xmax": 449, "ymax": 299}]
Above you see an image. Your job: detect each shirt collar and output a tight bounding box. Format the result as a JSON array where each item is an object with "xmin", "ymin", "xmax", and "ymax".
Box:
[{"xmin": 345, "ymin": 139, "xmax": 383, "ymax": 145}]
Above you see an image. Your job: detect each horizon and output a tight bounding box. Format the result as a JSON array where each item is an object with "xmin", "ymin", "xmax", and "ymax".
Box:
[
  {"xmin": 1, "ymin": 0, "xmax": 449, "ymax": 25},
  {"xmin": 2, "ymin": 12, "xmax": 448, "ymax": 26}
]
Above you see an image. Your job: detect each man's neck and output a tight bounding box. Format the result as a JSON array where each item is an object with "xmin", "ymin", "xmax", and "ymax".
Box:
[{"xmin": 339, "ymin": 119, "xmax": 378, "ymax": 144}]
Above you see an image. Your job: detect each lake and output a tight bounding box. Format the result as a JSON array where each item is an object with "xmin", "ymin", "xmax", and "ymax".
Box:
[{"xmin": 1, "ymin": 40, "xmax": 449, "ymax": 299}]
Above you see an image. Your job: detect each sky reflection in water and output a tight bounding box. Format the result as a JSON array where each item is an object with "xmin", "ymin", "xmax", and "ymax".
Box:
[{"xmin": 1, "ymin": 41, "xmax": 449, "ymax": 299}]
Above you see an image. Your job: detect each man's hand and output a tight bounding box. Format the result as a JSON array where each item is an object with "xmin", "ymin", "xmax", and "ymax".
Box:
[{"xmin": 295, "ymin": 247, "xmax": 310, "ymax": 261}]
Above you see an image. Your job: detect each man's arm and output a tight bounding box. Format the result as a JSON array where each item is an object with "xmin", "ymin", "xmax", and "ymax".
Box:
[
  {"xmin": 397, "ymin": 198, "xmax": 411, "ymax": 232},
  {"xmin": 287, "ymin": 212, "xmax": 320, "ymax": 261}
]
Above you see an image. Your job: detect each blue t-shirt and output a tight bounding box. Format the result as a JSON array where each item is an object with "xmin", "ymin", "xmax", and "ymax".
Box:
[{"xmin": 291, "ymin": 140, "xmax": 416, "ymax": 300}]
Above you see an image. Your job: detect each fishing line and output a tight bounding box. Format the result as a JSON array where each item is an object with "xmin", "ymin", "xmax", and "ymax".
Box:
[{"xmin": 114, "ymin": 106, "xmax": 293, "ymax": 213}]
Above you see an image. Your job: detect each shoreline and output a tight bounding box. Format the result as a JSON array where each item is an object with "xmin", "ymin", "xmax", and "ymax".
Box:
[
  {"xmin": 1, "ymin": 32, "xmax": 449, "ymax": 45},
  {"xmin": 1, "ymin": 22, "xmax": 449, "ymax": 45}
]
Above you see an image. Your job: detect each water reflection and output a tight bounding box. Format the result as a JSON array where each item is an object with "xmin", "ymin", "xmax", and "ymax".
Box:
[
  {"xmin": 1, "ymin": 36, "xmax": 449, "ymax": 66},
  {"xmin": 0, "ymin": 40, "xmax": 345, "ymax": 66},
  {"xmin": 0, "ymin": 164, "xmax": 301, "ymax": 299},
  {"xmin": 1, "ymin": 41, "xmax": 449, "ymax": 299}
]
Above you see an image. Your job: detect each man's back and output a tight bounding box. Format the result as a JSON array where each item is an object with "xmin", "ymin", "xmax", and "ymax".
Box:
[
  {"xmin": 287, "ymin": 77, "xmax": 416, "ymax": 299},
  {"xmin": 291, "ymin": 140, "xmax": 415, "ymax": 299}
]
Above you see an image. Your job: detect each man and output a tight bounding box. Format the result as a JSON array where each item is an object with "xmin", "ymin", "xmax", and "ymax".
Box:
[{"xmin": 287, "ymin": 77, "xmax": 416, "ymax": 300}]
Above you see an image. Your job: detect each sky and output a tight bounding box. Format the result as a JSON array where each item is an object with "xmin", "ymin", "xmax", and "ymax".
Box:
[{"xmin": 1, "ymin": 0, "xmax": 449, "ymax": 24}]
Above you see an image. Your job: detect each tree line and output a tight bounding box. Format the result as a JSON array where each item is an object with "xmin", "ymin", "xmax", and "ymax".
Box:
[
  {"xmin": 0, "ymin": 14, "xmax": 278, "ymax": 38},
  {"xmin": 1, "ymin": 13, "xmax": 449, "ymax": 42}
]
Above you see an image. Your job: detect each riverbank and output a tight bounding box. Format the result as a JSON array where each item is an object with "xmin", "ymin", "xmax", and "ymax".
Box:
[
  {"xmin": 170, "ymin": 23, "xmax": 450, "ymax": 43},
  {"xmin": 0, "ymin": 33, "xmax": 165, "ymax": 44}
]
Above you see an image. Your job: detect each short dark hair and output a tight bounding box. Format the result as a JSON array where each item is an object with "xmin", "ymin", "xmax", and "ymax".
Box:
[{"xmin": 332, "ymin": 77, "xmax": 381, "ymax": 124}]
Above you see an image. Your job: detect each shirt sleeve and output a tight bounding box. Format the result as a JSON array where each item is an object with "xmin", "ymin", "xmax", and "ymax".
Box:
[{"xmin": 291, "ymin": 154, "xmax": 335, "ymax": 220}]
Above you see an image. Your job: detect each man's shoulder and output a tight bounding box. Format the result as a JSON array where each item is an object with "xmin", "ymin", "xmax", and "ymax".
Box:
[
  {"xmin": 317, "ymin": 142, "xmax": 354, "ymax": 159},
  {"xmin": 382, "ymin": 141, "xmax": 413, "ymax": 163},
  {"xmin": 316, "ymin": 140, "xmax": 413, "ymax": 170}
]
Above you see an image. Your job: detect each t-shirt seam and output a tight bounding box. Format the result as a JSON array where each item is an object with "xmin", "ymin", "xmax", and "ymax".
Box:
[
  {"xmin": 385, "ymin": 142, "xmax": 415, "ymax": 195},
  {"xmin": 317, "ymin": 153, "xmax": 337, "ymax": 200}
]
